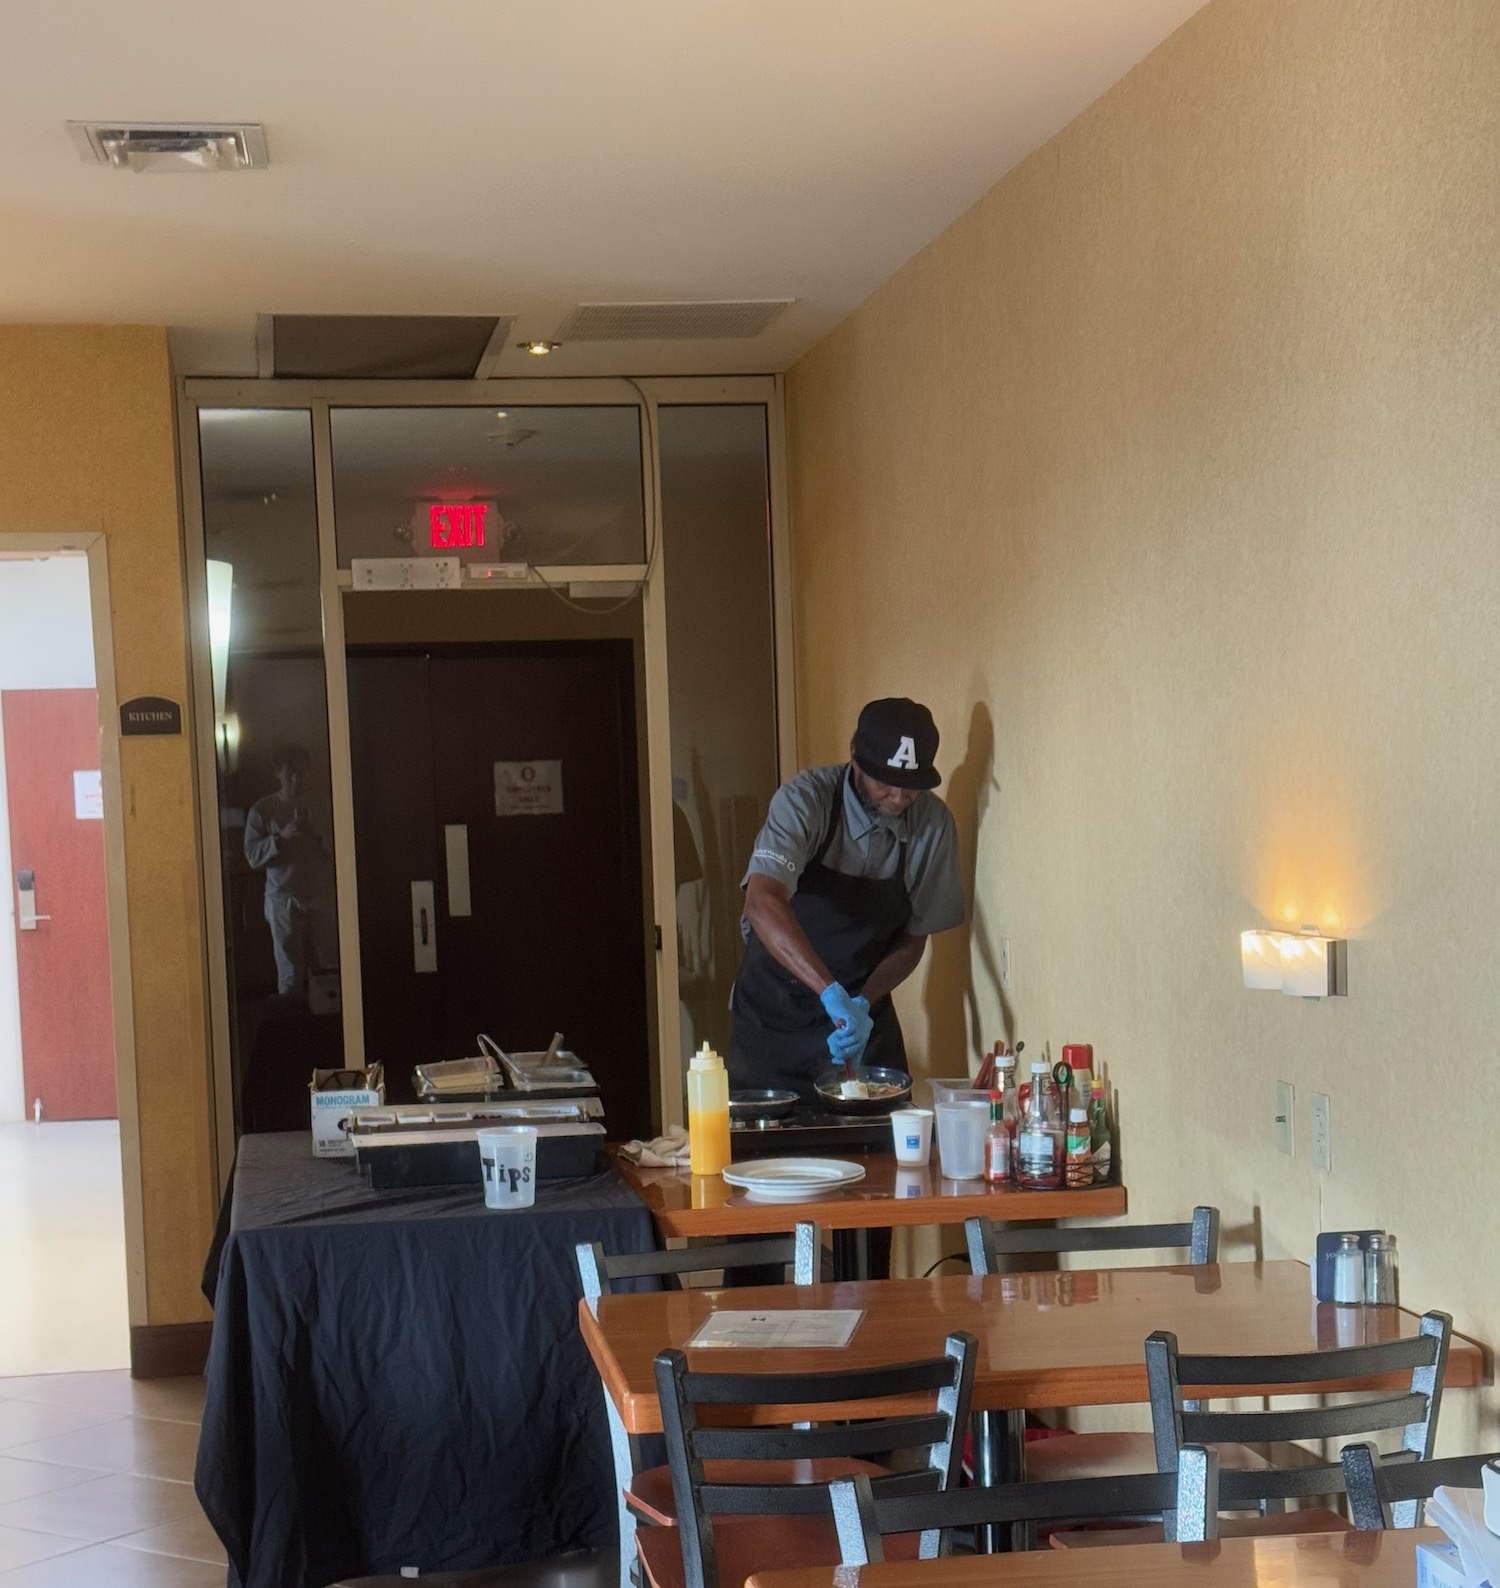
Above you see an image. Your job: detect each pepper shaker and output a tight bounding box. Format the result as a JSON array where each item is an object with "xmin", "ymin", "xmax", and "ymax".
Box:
[{"xmin": 1365, "ymin": 1232, "xmax": 1399, "ymax": 1305}]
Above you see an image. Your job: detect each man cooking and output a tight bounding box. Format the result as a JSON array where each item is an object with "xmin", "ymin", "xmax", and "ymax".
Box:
[{"xmin": 730, "ymin": 698, "xmax": 964, "ymax": 1099}]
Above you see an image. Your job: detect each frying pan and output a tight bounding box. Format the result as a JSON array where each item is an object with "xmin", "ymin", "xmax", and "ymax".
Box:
[
  {"xmin": 728, "ymin": 1088, "xmax": 799, "ymax": 1121},
  {"xmin": 813, "ymin": 1066, "xmax": 913, "ymax": 1114}
]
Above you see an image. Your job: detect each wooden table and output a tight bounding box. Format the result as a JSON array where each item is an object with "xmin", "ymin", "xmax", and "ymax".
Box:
[
  {"xmin": 610, "ymin": 1149, "xmax": 1127, "ymax": 1276},
  {"xmin": 580, "ymin": 1259, "xmax": 1485, "ymax": 1487},
  {"xmin": 747, "ymin": 1526, "xmax": 1445, "ymax": 1588}
]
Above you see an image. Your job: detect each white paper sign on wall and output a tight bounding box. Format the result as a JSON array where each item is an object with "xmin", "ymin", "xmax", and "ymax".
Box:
[
  {"xmin": 494, "ymin": 760, "xmax": 564, "ymax": 817},
  {"xmin": 73, "ymin": 770, "xmax": 103, "ymax": 820}
]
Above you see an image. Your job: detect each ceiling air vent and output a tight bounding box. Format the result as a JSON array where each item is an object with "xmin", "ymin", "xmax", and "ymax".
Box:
[
  {"xmin": 262, "ymin": 315, "xmax": 514, "ymax": 379},
  {"xmin": 68, "ymin": 121, "xmax": 269, "ymax": 173},
  {"xmin": 554, "ymin": 300, "xmax": 793, "ymax": 342}
]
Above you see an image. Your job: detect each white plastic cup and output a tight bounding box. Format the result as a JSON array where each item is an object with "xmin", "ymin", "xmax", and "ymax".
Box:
[
  {"xmin": 890, "ymin": 1107, "xmax": 934, "ymax": 1166},
  {"xmin": 478, "ymin": 1126, "xmax": 538, "ymax": 1210},
  {"xmin": 935, "ymin": 1099, "xmax": 989, "ymax": 1181}
]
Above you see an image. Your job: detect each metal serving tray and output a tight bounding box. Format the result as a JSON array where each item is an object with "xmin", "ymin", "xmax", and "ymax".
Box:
[{"xmin": 349, "ymin": 1114, "xmax": 606, "ymax": 1189}]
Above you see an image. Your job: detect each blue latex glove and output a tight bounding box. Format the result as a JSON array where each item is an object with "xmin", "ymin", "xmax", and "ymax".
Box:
[{"xmin": 819, "ymin": 983, "xmax": 873, "ymax": 1065}]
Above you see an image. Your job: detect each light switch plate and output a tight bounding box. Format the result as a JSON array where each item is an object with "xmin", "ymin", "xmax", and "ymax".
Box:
[
  {"xmin": 1275, "ymin": 1081, "xmax": 1294, "ymax": 1157},
  {"xmin": 999, "ymin": 937, "xmax": 1013, "ymax": 992},
  {"xmin": 1311, "ymin": 1092, "xmax": 1331, "ymax": 1172}
]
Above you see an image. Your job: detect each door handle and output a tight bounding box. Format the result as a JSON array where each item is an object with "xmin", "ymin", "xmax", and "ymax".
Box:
[
  {"xmin": 411, "ymin": 881, "xmax": 437, "ymax": 974},
  {"xmin": 444, "ymin": 825, "xmax": 472, "ymax": 916},
  {"xmin": 16, "ymin": 869, "xmax": 51, "ymax": 931}
]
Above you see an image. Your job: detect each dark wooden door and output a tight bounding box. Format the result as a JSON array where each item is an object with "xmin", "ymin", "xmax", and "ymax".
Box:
[
  {"xmin": 2, "ymin": 689, "xmax": 117, "ymax": 1120},
  {"xmin": 346, "ymin": 655, "xmax": 441, "ymax": 1085},
  {"xmin": 346, "ymin": 643, "xmax": 651, "ymax": 1138}
]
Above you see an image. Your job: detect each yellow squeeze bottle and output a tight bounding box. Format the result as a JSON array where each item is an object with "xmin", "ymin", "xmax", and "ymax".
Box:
[{"xmin": 686, "ymin": 1042, "xmax": 731, "ymax": 1176}]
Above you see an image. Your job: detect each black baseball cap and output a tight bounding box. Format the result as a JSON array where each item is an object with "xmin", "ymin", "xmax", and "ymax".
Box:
[{"xmin": 852, "ymin": 698, "xmax": 941, "ymax": 790}]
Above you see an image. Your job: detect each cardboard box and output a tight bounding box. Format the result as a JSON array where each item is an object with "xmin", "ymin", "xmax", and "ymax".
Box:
[
  {"xmin": 310, "ymin": 1066, "xmax": 385, "ymax": 1158},
  {"xmin": 1417, "ymin": 1538, "xmax": 1487, "ymax": 1588}
]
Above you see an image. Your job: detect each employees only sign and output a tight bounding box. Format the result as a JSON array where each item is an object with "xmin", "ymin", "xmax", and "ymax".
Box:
[{"xmin": 494, "ymin": 760, "xmax": 565, "ymax": 817}]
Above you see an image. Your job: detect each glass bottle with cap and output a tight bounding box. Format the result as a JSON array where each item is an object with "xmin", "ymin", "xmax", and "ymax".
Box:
[
  {"xmin": 1016, "ymin": 1061, "xmax": 1063, "ymax": 1190},
  {"xmin": 1365, "ymin": 1232, "xmax": 1399, "ymax": 1305},
  {"xmin": 1064, "ymin": 1108, "xmax": 1093, "ymax": 1188},
  {"xmin": 985, "ymin": 1091, "xmax": 1010, "ymax": 1183},
  {"xmin": 1332, "ymin": 1232, "xmax": 1366, "ymax": 1306}
]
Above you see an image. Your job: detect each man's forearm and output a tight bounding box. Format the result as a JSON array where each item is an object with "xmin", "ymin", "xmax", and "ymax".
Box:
[
  {"xmin": 744, "ymin": 875, "xmax": 835, "ymax": 995},
  {"xmin": 860, "ymin": 932, "xmax": 928, "ymax": 1006}
]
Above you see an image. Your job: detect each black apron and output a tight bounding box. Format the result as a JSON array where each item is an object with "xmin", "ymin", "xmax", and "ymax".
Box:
[{"xmin": 729, "ymin": 769, "xmax": 913, "ymax": 1100}]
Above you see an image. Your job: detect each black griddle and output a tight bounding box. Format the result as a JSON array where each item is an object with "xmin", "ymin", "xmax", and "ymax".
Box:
[{"xmin": 730, "ymin": 1102, "xmax": 893, "ymax": 1159}]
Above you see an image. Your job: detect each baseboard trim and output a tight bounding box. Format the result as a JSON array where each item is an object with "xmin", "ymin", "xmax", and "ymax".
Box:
[{"xmin": 129, "ymin": 1322, "xmax": 213, "ymax": 1379}]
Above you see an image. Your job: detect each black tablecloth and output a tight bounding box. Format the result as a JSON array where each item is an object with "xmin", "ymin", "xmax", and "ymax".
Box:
[{"xmin": 196, "ymin": 1133, "xmax": 656, "ymax": 1588}]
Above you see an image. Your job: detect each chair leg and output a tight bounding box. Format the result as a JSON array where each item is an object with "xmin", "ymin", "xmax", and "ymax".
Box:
[{"xmin": 604, "ymin": 1395, "xmax": 639, "ymax": 1588}]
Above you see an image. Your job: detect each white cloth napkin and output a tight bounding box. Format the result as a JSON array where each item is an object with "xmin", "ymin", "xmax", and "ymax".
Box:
[
  {"xmin": 617, "ymin": 1125, "xmax": 691, "ymax": 1168},
  {"xmin": 1428, "ymin": 1482, "xmax": 1500, "ymax": 1587}
]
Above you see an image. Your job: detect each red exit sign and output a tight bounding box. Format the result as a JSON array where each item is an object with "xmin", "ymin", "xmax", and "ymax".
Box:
[{"xmin": 429, "ymin": 503, "xmax": 487, "ymax": 549}]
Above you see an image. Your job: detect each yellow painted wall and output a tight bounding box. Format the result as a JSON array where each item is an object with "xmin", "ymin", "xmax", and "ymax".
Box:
[
  {"xmin": 787, "ymin": 0, "xmax": 1500, "ymax": 1446},
  {"xmin": 0, "ymin": 326, "xmax": 213, "ymax": 1328}
]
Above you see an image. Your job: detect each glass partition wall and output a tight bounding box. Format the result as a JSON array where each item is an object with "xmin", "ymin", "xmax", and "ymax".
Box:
[
  {"xmin": 183, "ymin": 379, "xmax": 789, "ymax": 1155},
  {"xmin": 196, "ymin": 409, "xmax": 345, "ymax": 1127}
]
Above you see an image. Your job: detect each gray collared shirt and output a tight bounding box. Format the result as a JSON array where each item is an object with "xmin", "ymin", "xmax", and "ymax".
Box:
[{"xmin": 741, "ymin": 763, "xmax": 964, "ymax": 939}]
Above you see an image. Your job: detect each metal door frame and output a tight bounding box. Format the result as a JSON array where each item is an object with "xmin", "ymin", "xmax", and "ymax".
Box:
[{"xmin": 180, "ymin": 374, "xmax": 794, "ymax": 1177}]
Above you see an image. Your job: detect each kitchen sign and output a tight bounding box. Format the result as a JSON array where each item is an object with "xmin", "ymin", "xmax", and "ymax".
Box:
[
  {"xmin": 120, "ymin": 696, "xmax": 183, "ymax": 736},
  {"xmin": 495, "ymin": 760, "xmax": 564, "ymax": 817}
]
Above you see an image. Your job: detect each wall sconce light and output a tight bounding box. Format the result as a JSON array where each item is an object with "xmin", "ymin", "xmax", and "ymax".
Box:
[{"xmin": 1240, "ymin": 927, "xmax": 1347, "ymax": 998}]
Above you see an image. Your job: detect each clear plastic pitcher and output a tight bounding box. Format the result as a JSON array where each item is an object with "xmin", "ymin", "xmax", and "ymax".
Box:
[{"xmin": 935, "ymin": 1098, "xmax": 989, "ymax": 1180}]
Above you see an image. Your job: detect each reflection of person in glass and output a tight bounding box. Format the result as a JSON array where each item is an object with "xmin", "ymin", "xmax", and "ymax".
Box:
[{"xmin": 244, "ymin": 744, "xmax": 338, "ymax": 997}]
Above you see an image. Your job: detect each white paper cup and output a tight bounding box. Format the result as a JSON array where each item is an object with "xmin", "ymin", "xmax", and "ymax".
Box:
[
  {"xmin": 478, "ymin": 1126, "xmax": 538, "ymax": 1210},
  {"xmin": 935, "ymin": 1099, "xmax": 989, "ymax": 1181},
  {"xmin": 890, "ymin": 1107, "xmax": 934, "ymax": 1166}
]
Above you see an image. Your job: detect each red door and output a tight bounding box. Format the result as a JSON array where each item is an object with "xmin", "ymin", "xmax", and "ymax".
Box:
[{"xmin": 3, "ymin": 689, "xmax": 117, "ymax": 1120}]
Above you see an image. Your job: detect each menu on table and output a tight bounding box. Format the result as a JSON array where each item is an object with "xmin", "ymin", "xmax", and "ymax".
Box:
[{"xmin": 686, "ymin": 1309, "xmax": 865, "ymax": 1349}]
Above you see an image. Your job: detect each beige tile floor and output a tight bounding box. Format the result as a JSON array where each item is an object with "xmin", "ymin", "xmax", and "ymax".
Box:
[
  {"xmin": 0, "ymin": 1370, "xmax": 617, "ymax": 1588},
  {"xmin": 0, "ymin": 1121, "xmax": 130, "ymax": 1378},
  {"xmin": 0, "ymin": 1369, "xmax": 223, "ymax": 1585}
]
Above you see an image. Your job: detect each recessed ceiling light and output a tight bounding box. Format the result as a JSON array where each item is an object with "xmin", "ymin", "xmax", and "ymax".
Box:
[
  {"xmin": 519, "ymin": 340, "xmax": 560, "ymax": 357},
  {"xmin": 494, "ymin": 410, "xmax": 508, "ymax": 420},
  {"xmin": 68, "ymin": 121, "xmax": 269, "ymax": 173}
]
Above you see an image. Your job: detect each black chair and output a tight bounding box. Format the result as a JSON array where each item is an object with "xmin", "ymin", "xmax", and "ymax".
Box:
[
  {"xmin": 577, "ymin": 1228, "xmax": 823, "ymax": 1547},
  {"xmin": 1143, "ymin": 1312, "xmax": 1453, "ymax": 1544},
  {"xmin": 962, "ymin": 1208, "xmax": 1226, "ymax": 1490},
  {"xmin": 576, "ymin": 1226, "xmax": 823, "ymax": 1303},
  {"xmin": 963, "ymin": 1207, "xmax": 1221, "ymax": 1273},
  {"xmin": 1341, "ymin": 1442, "xmax": 1500, "ymax": 1530},
  {"xmin": 829, "ymin": 1445, "xmax": 1221, "ymax": 1563},
  {"xmin": 640, "ymin": 1331, "xmax": 977, "ymax": 1588}
]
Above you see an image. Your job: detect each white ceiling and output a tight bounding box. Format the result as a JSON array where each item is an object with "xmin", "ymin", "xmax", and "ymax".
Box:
[{"xmin": 0, "ymin": 0, "xmax": 1208, "ymax": 377}]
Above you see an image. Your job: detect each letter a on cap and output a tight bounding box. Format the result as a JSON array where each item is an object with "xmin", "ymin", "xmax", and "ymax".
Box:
[{"xmin": 887, "ymin": 736, "xmax": 918, "ymax": 771}]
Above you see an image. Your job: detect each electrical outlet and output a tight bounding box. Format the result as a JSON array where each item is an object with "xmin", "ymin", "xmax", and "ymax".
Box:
[
  {"xmin": 999, "ymin": 937, "xmax": 1013, "ymax": 992},
  {"xmin": 1311, "ymin": 1092, "xmax": 1331, "ymax": 1172},
  {"xmin": 1275, "ymin": 1081, "xmax": 1294, "ymax": 1157}
]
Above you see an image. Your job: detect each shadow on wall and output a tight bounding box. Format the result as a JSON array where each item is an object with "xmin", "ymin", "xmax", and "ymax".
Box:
[{"xmin": 921, "ymin": 701, "xmax": 1010, "ymax": 1076}]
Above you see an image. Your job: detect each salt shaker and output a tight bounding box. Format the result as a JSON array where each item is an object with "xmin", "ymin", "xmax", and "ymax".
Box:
[
  {"xmin": 1332, "ymin": 1232, "xmax": 1365, "ymax": 1306},
  {"xmin": 1365, "ymin": 1232, "xmax": 1399, "ymax": 1305}
]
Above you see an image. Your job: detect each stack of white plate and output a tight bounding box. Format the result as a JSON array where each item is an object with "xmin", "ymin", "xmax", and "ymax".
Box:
[{"xmin": 721, "ymin": 1158, "xmax": 866, "ymax": 1202}]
